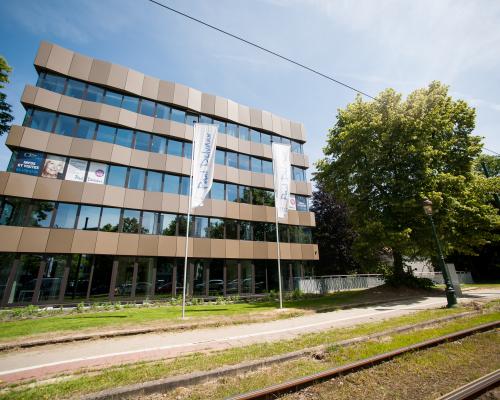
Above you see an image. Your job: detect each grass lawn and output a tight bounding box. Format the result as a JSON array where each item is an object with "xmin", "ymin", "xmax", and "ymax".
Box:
[
  {"xmin": 0, "ymin": 286, "xmax": 437, "ymax": 342},
  {"xmin": 1, "ymin": 301, "xmax": 497, "ymax": 400}
]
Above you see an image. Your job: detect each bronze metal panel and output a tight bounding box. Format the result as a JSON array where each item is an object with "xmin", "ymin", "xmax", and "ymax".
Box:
[
  {"xmin": 94, "ymin": 231, "xmax": 119, "ymax": 254},
  {"xmin": 211, "ymin": 199, "xmax": 226, "ymax": 218},
  {"xmin": 17, "ymin": 227, "xmax": 50, "ymax": 253},
  {"xmin": 88, "ymin": 59, "xmax": 111, "ymax": 86},
  {"xmin": 46, "ymin": 134, "xmax": 72, "ymax": 155},
  {"xmin": 99, "ymin": 103, "xmax": 120, "ymax": 124},
  {"xmin": 267, "ymin": 242, "xmax": 278, "ymax": 259},
  {"xmin": 214, "ymin": 96, "xmax": 228, "ymax": 119},
  {"xmin": 68, "ymin": 52, "xmax": 93, "ymax": 81},
  {"xmin": 262, "ymin": 110, "xmax": 273, "ymax": 131},
  {"xmin": 226, "ymin": 135, "xmax": 238, "ymax": 152},
  {"xmin": 125, "ymin": 69, "xmax": 144, "ymax": 95},
  {"xmin": 225, "ymin": 239, "xmax": 240, "ymax": 259},
  {"xmin": 0, "ymin": 172, "xmax": 9, "ymax": 194},
  {"xmin": 33, "ymin": 177, "xmax": 62, "ymax": 200},
  {"xmin": 152, "ymin": 118, "xmax": 170, "ymax": 136},
  {"xmin": 287, "ymin": 210, "xmax": 300, "ymax": 225},
  {"xmin": 251, "ymin": 173, "xmax": 266, "ymax": 188},
  {"xmin": 252, "ymin": 206, "xmax": 267, "ymax": 222},
  {"xmin": 169, "ymin": 121, "xmax": 186, "ymax": 140},
  {"xmin": 6, "ymin": 125, "xmax": 25, "ymax": 148},
  {"xmin": 301, "ymin": 244, "xmax": 315, "ymax": 260},
  {"xmin": 210, "ymin": 239, "xmax": 225, "ymax": 258},
  {"xmin": 90, "ymin": 141, "xmax": 113, "ymax": 162},
  {"xmin": 71, "ymin": 230, "xmax": 98, "ymax": 254},
  {"xmin": 227, "ymin": 99, "xmax": 238, "ymax": 122},
  {"xmin": 281, "ymin": 118, "xmax": 292, "ymax": 137},
  {"xmin": 80, "ymin": 101, "xmax": 102, "ymax": 120},
  {"xmin": 157, "ymin": 236, "xmax": 177, "ymax": 256},
  {"xmin": 143, "ymin": 191, "xmax": 162, "ymax": 210},
  {"xmin": 46, "ymin": 44, "xmax": 74, "ymax": 75},
  {"xmin": 226, "ymin": 167, "xmax": 238, "ymax": 183},
  {"xmin": 238, "ymin": 170, "xmax": 252, "ymax": 186},
  {"xmin": 123, "ymin": 188, "xmax": 144, "ymax": 209},
  {"xmin": 138, "ymin": 235, "xmax": 159, "ymax": 256},
  {"xmin": 226, "ymin": 202, "xmax": 239, "ymax": 219},
  {"xmin": 103, "ymin": 185, "xmax": 125, "ymax": 208},
  {"xmin": 34, "ymin": 41, "xmax": 52, "ymax": 68},
  {"xmin": 21, "ymin": 85, "xmax": 37, "ymax": 105},
  {"xmin": 272, "ymin": 114, "xmax": 283, "ymax": 135},
  {"xmin": 147, "ymin": 153, "xmax": 167, "ymax": 171},
  {"xmin": 201, "ymin": 93, "xmax": 215, "ymax": 115},
  {"xmin": 214, "ymin": 164, "xmax": 227, "ymax": 181},
  {"xmin": 173, "ymin": 83, "xmax": 189, "ymax": 107},
  {"xmin": 142, "ymin": 76, "xmax": 160, "ymax": 100},
  {"xmin": 118, "ymin": 109, "xmax": 138, "ymax": 128},
  {"xmin": 107, "ymin": 63, "xmax": 128, "ymax": 90},
  {"xmin": 188, "ymin": 88, "xmax": 202, "ymax": 112},
  {"xmin": 0, "ymin": 226, "xmax": 23, "ymax": 252},
  {"xmin": 265, "ymin": 206, "xmax": 276, "ymax": 223},
  {"xmin": 129, "ymin": 149, "xmax": 149, "ymax": 169},
  {"xmin": 279, "ymin": 243, "xmax": 291, "ymax": 259},
  {"xmin": 290, "ymin": 243, "xmax": 303, "ymax": 259},
  {"xmin": 46, "ymin": 229, "xmax": 75, "ymax": 253},
  {"xmin": 185, "ymin": 125, "xmax": 194, "ymax": 141},
  {"xmin": 136, "ymin": 114, "xmax": 154, "ymax": 132},
  {"xmin": 69, "ymin": 138, "xmax": 93, "ymax": 159},
  {"xmin": 58, "ymin": 96, "xmax": 82, "ymax": 115},
  {"xmin": 34, "ymin": 88, "xmax": 61, "ymax": 111},
  {"xmin": 290, "ymin": 121, "xmax": 302, "ymax": 140},
  {"xmin": 193, "ymin": 199, "xmax": 212, "ymax": 216},
  {"xmin": 253, "ymin": 242, "xmax": 268, "ymax": 259},
  {"xmin": 58, "ymin": 180, "xmax": 84, "ymax": 203},
  {"xmin": 111, "ymin": 145, "xmax": 132, "ymax": 166},
  {"xmin": 176, "ymin": 237, "xmax": 193, "ymax": 257},
  {"xmin": 250, "ymin": 108, "xmax": 263, "ymax": 129},
  {"xmin": 238, "ymin": 104, "xmax": 251, "ymax": 126},
  {"xmin": 193, "ymin": 238, "xmax": 211, "ymax": 258},
  {"xmin": 162, "ymin": 193, "xmax": 180, "ymax": 213},
  {"xmin": 165, "ymin": 154, "xmax": 183, "ymax": 172},
  {"xmin": 178, "ymin": 195, "xmax": 189, "ymax": 214},
  {"xmin": 81, "ymin": 183, "xmax": 106, "ymax": 204},
  {"xmin": 239, "ymin": 241, "xmax": 253, "ymax": 259},
  {"xmin": 5, "ymin": 173, "xmax": 37, "ymax": 198},
  {"xmin": 157, "ymin": 80, "xmax": 175, "ymax": 103}
]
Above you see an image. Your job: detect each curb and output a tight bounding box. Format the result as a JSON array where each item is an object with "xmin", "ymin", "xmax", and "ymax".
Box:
[
  {"xmin": 0, "ymin": 295, "xmax": 433, "ymax": 352},
  {"xmin": 81, "ymin": 310, "xmax": 478, "ymax": 400}
]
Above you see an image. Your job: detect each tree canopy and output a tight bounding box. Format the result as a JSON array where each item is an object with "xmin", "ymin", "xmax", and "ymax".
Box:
[
  {"xmin": 316, "ymin": 81, "xmax": 500, "ymax": 274},
  {"xmin": 0, "ymin": 56, "xmax": 14, "ymax": 136}
]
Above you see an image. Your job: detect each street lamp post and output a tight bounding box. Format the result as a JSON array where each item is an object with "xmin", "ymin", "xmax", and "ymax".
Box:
[{"xmin": 422, "ymin": 199, "xmax": 457, "ymax": 308}]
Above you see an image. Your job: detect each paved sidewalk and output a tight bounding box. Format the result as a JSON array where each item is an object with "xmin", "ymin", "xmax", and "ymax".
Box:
[{"xmin": 0, "ymin": 289, "xmax": 498, "ymax": 383}]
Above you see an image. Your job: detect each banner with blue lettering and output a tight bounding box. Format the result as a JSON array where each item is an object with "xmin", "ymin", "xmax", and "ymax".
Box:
[
  {"xmin": 272, "ymin": 143, "xmax": 291, "ymax": 219},
  {"xmin": 191, "ymin": 124, "xmax": 218, "ymax": 208},
  {"xmin": 14, "ymin": 151, "xmax": 45, "ymax": 176}
]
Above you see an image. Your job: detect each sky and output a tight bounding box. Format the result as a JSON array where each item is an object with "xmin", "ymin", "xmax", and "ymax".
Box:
[{"xmin": 2, "ymin": 0, "xmax": 500, "ymax": 174}]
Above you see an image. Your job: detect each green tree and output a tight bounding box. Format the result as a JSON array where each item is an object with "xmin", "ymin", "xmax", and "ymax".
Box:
[
  {"xmin": 316, "ymin": 81, "xmax": 500, "ymax": 276},
  {"xmin": 0, "ymin": 56, "xmax": 14, "ymax": 136},
  {"xmin": 475, "ymin": 154, "xmax": 500, "ymax": 177}
]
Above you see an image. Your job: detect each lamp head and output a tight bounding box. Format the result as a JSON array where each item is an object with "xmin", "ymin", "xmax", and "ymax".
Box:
[{"xmin": 422, "ymin": 198, "xmax": 433, "ymax": 216}]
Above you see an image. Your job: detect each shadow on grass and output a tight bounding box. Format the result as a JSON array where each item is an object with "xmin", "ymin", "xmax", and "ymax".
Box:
[{"xmin": 64, "ymin": 315, "xmax": 128, "ymax": 319}]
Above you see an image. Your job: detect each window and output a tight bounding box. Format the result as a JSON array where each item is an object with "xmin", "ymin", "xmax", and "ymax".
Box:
[
  {"xmin": 200, "ymin": 115, "xmax": 213, "ymax": 124},
  {"xmin": 134, "ymin": 132, "xmax": 151, "ymax": 152},
  {"xmin": 100, "ymin": 207, "xmax": 120, "ymax": 232},
  {"xmin": 115, "ymin": 128, "xmax": 134, "ymax": 148},
  {"xmin": 28, "ymin": 201, "xmax": 55, "ymax": 228},
  {"xmin": 226, "ymin": 123, "xmax": 238, "ymax": 138},
  {"xmin": 261, "ymin": 133, "xmax": 271, "ymax": 145},
  {"xmin": 192, "ymin": 216, "xmax": 209, "ymax": 238},
  {"xmin": 279, "ymin": 224, "xmax": 289, "ymax": 242},
  {"xmin": 38, "ymin": 72, "xmax": 66, "ymax": 94},
  {"xmin": 128, "ymin": 168, "xmax": 145, "ymax": 190},
  {"xmin": 239, "ymin": 126, "xmax": 250, "ymax": 141},
  {"xmin": 295, "ymin": 195, "xmax": 308, "ymax": 211},
  {"xmin": 293, "ymin": 166, "xmax": 306, "ymax": 181},
  {"xmin": 75, "ymin": 119, "xmax": 96, "ymax": 140},
  {"xmin": 155, "ymin": 104, "xmax": 170, "ymax": 119},
  {"xmin": 65, "ymin": 79, "xmax": 85, "ymax": 99},
  {"xmin": 183, "ymin": 142, "xmax": 192, "ymax": 159},
  {"xmin": 209, "ymin": 218, "xmax": 224, "ymax": 239},
  {"xmin": 177, "ymin": 215, "xmax": 187, "ymax": 236},
  {"xmin": 146, "ymin": 171, "xmax": 162, "ymax": 192},
  {"xmin": 139, "ymin": 99, "xmax": 155, "ymax": 117},
  {"xmin": 77, "ymin": 205, "xmax": 101, "ymax": 230},
  {"xmin": 171, "ymin": 108, "xmax": 185, "ymax": 124},
  {"xmin": 107, "ymin": 165, "xmax": 127, "ymax": 187},
  {"xmin": 253, "ymin": 222, "xmax": 266, "ymax": 241},
  {"xmin": 121, "ymin": 209, "xmax": 140, "ymax": 233},
  {"xmin": 262, "ymin": 160, "xmax": 273, "ymax": 175},
  {"xmin": 185, "ymin": 113, "xmax": 198, "ymax": 126},
  {"xmin": 210, "ymin": 182, "xmax": 225, "ymax": 200},
  {"xmin": 95, "ymin": 124, "xmax": 116, "ymax": 144},
  {"xmin": 122, "ymin": 95, "xmax": 139, "ymax": 113},
  {"xmin": 251, "ymin": 188, "xmax": 265, "ymax": 205},
  {"xmin": 239, "ymin": 221, "xmax": 252, "ymax": 240},
  {"xmin": 180, "ymin": 176, "xmax": 190, "ymax": 196},
  {"xmin": 291, "ymin": 140, "xmax": 302, "ymax": 154},
  {"xmin": 141, "ymin": 211, "xmax": 158, "ymax": 234},
  {"xmin": 54, "ymin": 115, "xmax": 77, "ymax": 136},
  {"xmin": 239, "ymin": 154, "xmax": 250, "ymax": 170},
  {"xmin": 226, "ymin": 184, "xmax": 238, "ymax": 202},
  {"xmin": 271, "ymin": 135, "xmax": 281, "ymax": 144},
  {"xmin": 0, "ymin": 197, "xmax": 30, "ymax": 226},
  {"xmin": 160, "ymin": 213, "xmax": 177, "ymax": 235},
  {"xmin": 167, "ymin": 139, "xmax": 183, "ymax": 157},
  {"xmin": 263, "ymin": 190, "xmax": 275, "ymax": 206},
  {"xmin": 85, "ymin": 84, "xmax": 104, "ymax": 103},
  {"xmin": 227, "ymin": 151, "xmax": 238, "ymax": 168},
  {"xmin": 53, "ymin": 203, "xmax": 78, "ymax": 229},
  {"xmin": 103, "ymin": 90, "xmax": 123, "ymax": 108},
  {"xmin": 301, "ymin": 227, "xmax": 312, "ymax": 244},
  {"xmin": 29, "ymin": 109, "xmax": 56, "ymax": 132},
  {"xmin": 215, "ymin": 149, "xmax": 225, "ymax": 165},
  {"xmin": 282, "ymin": 137, "xmax": 291, "ymax": 145},
  {"xmin": 250, "ymin": 129, "xmax": 260, "ymax": 143},
  {"xmin": 163, "ymin": 174, "xmax": 180, "ymax": 194},
  {"xmin": 225, "ymin": 219, "xmax": 238, "ymax": 239},
  {"xmin": 213, "ymin": 119, "xmax": 226, "ymax": 134},
  {"xmin": 251, "ymin": 157, "xmax": 262, "ymax": 173},
  {"xmin": 266, "ymin": 223, "xmax": 276, "ymax": 242},
  {"xmin": 239, "ymin": 186, "xmax": 252, "ymax": 204},
  {"xmin": 151, "ymin": 135, "xmax": 166, "ymax": 154}
]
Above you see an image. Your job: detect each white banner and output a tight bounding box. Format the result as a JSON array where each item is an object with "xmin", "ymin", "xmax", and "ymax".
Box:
[
  {"xmin": 272, "ymin": 143, "xmax": 291, "ymax": 219},
  {"xmin": 87, "ymin": 162, "xmax": 107, "ymax": 185},
  {"xmin": 191, "ymin": 124, "xmax": 218, "ymax": 208},
  {"xmin": 65, "ymin": 158, "xmax": 88, "ymax": 182}
]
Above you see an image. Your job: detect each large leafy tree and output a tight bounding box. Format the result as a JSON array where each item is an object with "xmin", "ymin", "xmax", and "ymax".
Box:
[
  {"xmin": 0, "ymin": 56, "xmax": 14, "ymax": 136},
  {"xmin": 310, "ymin": 181, "xmax": 358, "ymax": 275},
  {"xmin": 316, "ymin": 81, "xmax": 500, "ymax": 275}
]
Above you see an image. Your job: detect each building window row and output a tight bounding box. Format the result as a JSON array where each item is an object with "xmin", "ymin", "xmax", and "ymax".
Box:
[
  {"xmin": 0, "ymin": 196, "xmax": 313, "ymax": 243},
  {"xmin": 36, "ymin": 71, "xmax": 305, "ymax": 154},
  {"xmin": 22, "ymin": 108, "xmax": 307, "ymax": 181},
  {"xmin": 8, "ymin": 150, "xmax": 310, "ymax": 210},
  {"xmin": 0, "ymin": 253, "xmax": 314, "ymax": 305}
]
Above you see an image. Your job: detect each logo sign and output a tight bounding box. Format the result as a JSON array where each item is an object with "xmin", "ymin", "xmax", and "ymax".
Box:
[
  {"xmin": 14, "ymin": 152, "xmax": 44, "ymax": 176},
  {"xmin": 65, "ymin": 158, "xmax": 88, "ymax": 182},
  {"xmin": 288, "ymin": 194, "xmax": 297, "ymax": 211},
  {"xmin": 191, "ymin": 124, "xmax": 218, "ymax": 208},
  {"xmin": 87, "ymin": 162, "xmax": 107, "ymax": 185},
  {"xmin": 272, "ymin": 143, "xmax": 291, "ymax": 219}
]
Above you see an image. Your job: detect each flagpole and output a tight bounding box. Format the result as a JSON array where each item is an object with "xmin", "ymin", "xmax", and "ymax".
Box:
[
  {"xmin": 271, "ymin": 144, "xmax": 284, "ymax": 310},
  {"xmin": 182, "ymin": 130, "xmax": 196, "ymax": 319}
]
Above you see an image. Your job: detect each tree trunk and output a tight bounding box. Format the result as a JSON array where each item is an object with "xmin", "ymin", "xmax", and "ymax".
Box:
[{"xmin": 393, "ymin": 251, "xmax": 405, "ymax": 277}]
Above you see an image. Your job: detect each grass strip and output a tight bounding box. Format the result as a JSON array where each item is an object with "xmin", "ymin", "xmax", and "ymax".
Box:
[{"xmin": 1, "ymin": 301, "xmax": 497, "ymax": 400}]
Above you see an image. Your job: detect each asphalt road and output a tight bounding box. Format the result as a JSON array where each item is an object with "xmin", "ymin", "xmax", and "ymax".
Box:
[{"xmin": 0, "ymin": 289, "xmax": 498, "ymax": 383}]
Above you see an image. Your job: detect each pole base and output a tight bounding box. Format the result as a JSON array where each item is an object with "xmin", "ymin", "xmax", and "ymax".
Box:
[{"xmin": 446, "ymin": 291, "xmax": 458, "ymax": 308}]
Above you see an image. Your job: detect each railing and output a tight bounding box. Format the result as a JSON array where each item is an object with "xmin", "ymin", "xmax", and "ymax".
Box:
[
  {"xmin": 297, "ymin": 274, "xmax": 385, "ymax": 294},
  {"xmin": 413, "ymin": 271, "xmax": 474, "ymax": 285}
]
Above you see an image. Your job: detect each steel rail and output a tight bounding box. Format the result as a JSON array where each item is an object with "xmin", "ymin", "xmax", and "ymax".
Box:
[
  {"xmin": 436, "ymin": 369, "xmax": 500, "ymax": 400},
  {"xmin": 227, "ymin": 320, "xmax": 500, "ymax": 400}
]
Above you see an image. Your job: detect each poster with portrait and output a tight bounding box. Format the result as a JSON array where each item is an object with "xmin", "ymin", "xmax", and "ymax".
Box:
[
  {"xmin": 288, "ymin": 194, "xmax": 297, "ymax": 211},
  {"xmin": 14, "ymin": 151, "xmax": 44, "ymax": 176},
  {"xmin": 86, "ymin": 162, "xmax": 107, "ymax": 185},
  {"xmin": 65, "ymin": 158, "xmax": 88, "ymax": 182},
  {"xmin": 41, "ymin": 155, "xmax": 66, "ymax": 179}
]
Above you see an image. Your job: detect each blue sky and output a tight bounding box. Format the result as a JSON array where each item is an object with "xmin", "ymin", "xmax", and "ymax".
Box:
[{"xmin": 2, "ymin": 0, "xmax": 500, "ymax": 173}]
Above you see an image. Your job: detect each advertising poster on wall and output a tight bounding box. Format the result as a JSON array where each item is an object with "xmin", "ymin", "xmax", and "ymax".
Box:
[
  {"xmin": 65, "ymin": 158, "xmax": 88, "ymax": 182},
  {"xmin": 86, "ymin": 162, "xmax": 107, "ymax": 184},
  {"xmin": 41, "ymin": 155, "xmax": 66, "ymax": 179},
  {"xmin": 14, "ymin": 151, "xmax": 44, "ymax": 176},
  {"xmin": 296, "ymin": 195, "xmax": 308, "ymax": 211},
  {"xmin": 288, "ymin": 194, "xmax": 297, "ymax": 211}
]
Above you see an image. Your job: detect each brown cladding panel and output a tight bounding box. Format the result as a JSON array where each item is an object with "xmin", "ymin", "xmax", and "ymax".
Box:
[
  {"xmin": 125, "ymin": 69, "xmax": 144, "ymax": 96},
  {"xmin": 46, "ymin": 44, "xmax": 74, "ymax": 75},
  {"xmin": 157, "ymin": 236, "xmax": 177, "ymax": 257},
  {"xmin": 142, "ymin": 76, "xmax": 160, "ymax": 100},
  {"xmin": 88, "ymin": 60, "xmax": 112, "ymax": 86},
  {"xmin": 33, "ymin": 178, "xmax": 62, "ymax": 200},
  {"xmin": 143, "ymin": 191, "xmax": 162, "ymax": 210},
  {"xmin": 0, "ymin": 226, "xmax": 23, "ymax": 252},
  {"xmin": 138, "ymin": 235, "xmax": 159, "ymax": 256},
  {"xmin": 129, "ymin": 149, "xmax": 150, "ymax": 169},
  {"xmin": 6, "ymin": 125, "xmax": 24, "ymax": 148},
  {"xmin": 46, "ymin": 134, "xmax": 72, "ymax": 155},
  {"xmin": 214, "ymin": 97, "xmax": 228, "ymax": 119},
  {"xmin": 157, "ymin": 80, "xmax": 175, "ymax": 103},
  {"xmin": 69, "ymin": 138, "xmax": 93, "ymax": 159},
  {"xmin": 210, "ymin": 239, "xmax": 225, "ymax": 258},
  {"xmin": 71, "ymin": 230, "xmax": 98, "ymax": 253},
  {"xmin": 225, "ymin": 240, "xmax": 240, "ymax": 259},
  {"xmin": 100, "ymin": 103, "xmax": 120, "ymax": 124},
  {"xmin": 57, "ymin": 96, "xmax": 82, "ymax": 116},
  {"xmin": 173, "ymin": 83, "xmax": 189, "ymax": 108},
  {"xmin": 21, "ymin": 85, "xmax": 38, "ymax": 105},
  {"xmin": 123, "ymin": 189, "xmax": 144, "ymax": 209},
  {"xmin": 81, "ymin": 183, "xmax": 106, "ymax": 205},
  {"xmin": 68, "ymin": 53, "xmax": 93, "ymax": 81},
  {"xmin": 201, "ymin": 93, "xmax": 216, "ymax": 115},
  {"xmin": 94, "ymin": 231, "xmax": 119, "ymax": 254},
  {"xmin": 0, "ymin": 172, "xmax": 9, "ymax": 194},
  {"xmin": 187, "ymin": 88, "xmax": 202, "ymax": 112},
  {"xmin": 238, "ymin": 104, "xmax": 251, "ymax": 126},
  {"xmin": 80, "ymin": 101, "xmax": 102, "ymax": 120},
  {"xmin": 136, "ymin": 114, "xmax": 154, "ymax": 133},
  {"xmin": 239, "ymin": 241, "xmax": 254, "ymax": 259},
  {"xmin": 34, "ymin": 88, "xmax": 61, "ymax": 111},
  {"xmin": 192, "ymin": 238, "xmax": 211, "ymax": 258},
  {"xmin": 17, "ymin": 227, "xmax": 50, "ymax": 253},
  {"xmin": 107, "ymin": 64, "xmax": 128, "ymax": 90},
  {"xmin": 103, "ymin": 186, "xmax": 125, "ymax": 208},
  {"xmin": 58, "ymin": 180, "xmax": 84, "ymax": 203},
  {"xmin": 34, "ymin": 41, "xmax": 53, "ymax": 68},
  {"xmin": 46, "ymin": 229, "xmax": 75, "ymax": 253},
  {"xmin": 111, "ymin": 145, "xmax": 132, "ymax": 166},
  {"xmin": 250, "ymin": 108, "xmax": 263, "ymax": 129},
  {"xmin": 90, "ymin": 141, "xmax": 113, "ymax": 162},
  {"xmin": 4, "ymin": 173, "xmax": 37, "ymax": 198}
]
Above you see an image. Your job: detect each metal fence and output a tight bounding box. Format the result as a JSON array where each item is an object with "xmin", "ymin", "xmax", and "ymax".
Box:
[
  {"xmin": 297, "ymin": 274, "xmax": 385, "ymax": 294},
  {"xmin": 296, "ymin": 271, "xmax": 473, "ymax": 294}
]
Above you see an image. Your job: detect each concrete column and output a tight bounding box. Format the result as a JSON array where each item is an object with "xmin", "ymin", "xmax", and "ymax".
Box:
[
  {"xmin": 32, "ymin": 261, "xmax": 46, "ymax": 305},
  {"xmin": 108, "ymin": 259, "xmax": 119, "ymax": 301},
  {"xmin": 1, "ymin": 258, "xmax": 19, "ymax": 306}
]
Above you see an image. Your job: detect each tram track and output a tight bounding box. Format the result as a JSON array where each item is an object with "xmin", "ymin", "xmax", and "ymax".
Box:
[{"xmin": 227, "ymin": 320, "xmax": 500, "ymax": 400}]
